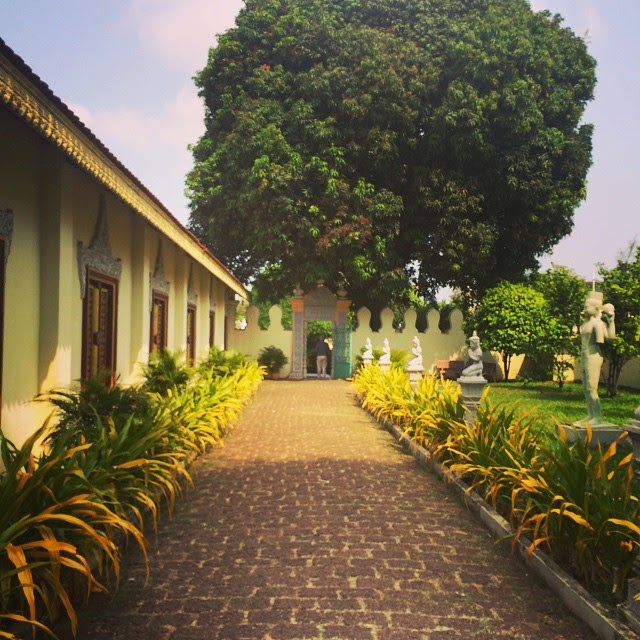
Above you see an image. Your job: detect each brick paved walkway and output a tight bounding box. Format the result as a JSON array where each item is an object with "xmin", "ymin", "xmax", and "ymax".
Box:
[{"xmin": 61, "ymin": 380, "xmax": 596, "ymax": 640}]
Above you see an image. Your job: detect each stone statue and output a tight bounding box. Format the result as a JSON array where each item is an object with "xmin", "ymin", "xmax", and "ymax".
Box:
[
  {"xmin": 379, "ymin": 337, "xmax": 391, "ymax": 365},
  {"xmin": 461, "ymin": 331, "xmax": 484, "ymax": 378},
  {"xmin": 578, "ymin": 291, "xmax": 615, "ymax": 425},
  {"xmin": 407, "ymin": 335, "xmax": 423, "ymax": 369},
  {"xmin": 363, "ymin": 337, "xmax": 373, "ymax": 359}
]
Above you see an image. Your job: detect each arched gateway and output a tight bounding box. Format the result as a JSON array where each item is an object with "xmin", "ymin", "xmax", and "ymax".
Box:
[{"xmin": 289, "ymin": 283, "xmax": 352, "ymax": 379}]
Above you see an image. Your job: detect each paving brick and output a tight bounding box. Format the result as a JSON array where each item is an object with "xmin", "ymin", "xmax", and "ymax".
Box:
[{"xmin": 58, "ymin": 380, "xmax": 602, "ymax": 639}]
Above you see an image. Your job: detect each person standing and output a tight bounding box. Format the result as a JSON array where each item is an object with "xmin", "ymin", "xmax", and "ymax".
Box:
[{"xmin": 315, "ymin": 336, "xmax": 330, "ymax": 379}]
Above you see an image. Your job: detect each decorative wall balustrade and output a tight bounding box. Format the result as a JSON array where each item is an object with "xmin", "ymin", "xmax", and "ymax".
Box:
[
  {"xmin": 228, "ymin": 304, "xmax": 480, "ymax": 378},
  {"xmin": 226, "ymin": 302, "xmax": 640, "ymax": 388}
]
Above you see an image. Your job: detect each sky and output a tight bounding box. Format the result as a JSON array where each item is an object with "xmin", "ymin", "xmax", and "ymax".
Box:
[{"xmin": 0, "ymin": 0, "xmax": 638, "ymax": 284}]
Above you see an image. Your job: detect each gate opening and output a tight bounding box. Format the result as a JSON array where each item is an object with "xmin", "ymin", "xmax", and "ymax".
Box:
[
  {"xmin": 306, "ymin": 320, "xmax": 334, "ymax": 378},
  {"xmin": 289, "ymin": 283, "xmax": 352, "ymax": 380}
]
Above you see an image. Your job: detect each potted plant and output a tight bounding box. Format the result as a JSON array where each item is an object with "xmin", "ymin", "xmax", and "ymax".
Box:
[{"xmin": 257, "ymin": 345, "xmax": 288, "ymax": 379}]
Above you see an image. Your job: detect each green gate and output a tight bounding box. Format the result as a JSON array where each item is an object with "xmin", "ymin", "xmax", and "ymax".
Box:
[{"xmin": 333, "ymin": 325, "xmax": 352, "ymax": 379}]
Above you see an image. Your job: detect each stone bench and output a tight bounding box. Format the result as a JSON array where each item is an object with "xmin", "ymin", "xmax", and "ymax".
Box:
[
  {"xmin": 434, "ymin": 359, "xmax": 466, "ymax": 380},
  {"xmin": 434, "ymin": 360, "xmax": 498, "ymax": 382}
]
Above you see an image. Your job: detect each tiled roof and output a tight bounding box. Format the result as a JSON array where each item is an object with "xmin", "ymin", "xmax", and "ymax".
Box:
[{"xmin": 0, "ymin": 37, "xmax": 247, "ymax": 298}]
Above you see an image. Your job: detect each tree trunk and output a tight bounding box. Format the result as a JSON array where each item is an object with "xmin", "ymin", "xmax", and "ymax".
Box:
[
  {"xmin": 503, "ymin": 353, "xmax": 511, "ymax": 381},
  {"xmin": 606, "ymin": 354, "xmax": 628, "ymax": 397}
]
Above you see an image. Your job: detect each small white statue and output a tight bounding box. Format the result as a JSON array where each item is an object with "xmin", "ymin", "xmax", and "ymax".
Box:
[
  {"xmin": 460, "ymin": 331, "xmax": 484, "ymax": 378},
  {"xmin": 407, "ymin": 335, "xmax": 423, "ymax": 369},
  {"xmin": 379, "ymin": 337, "xmax": 391, "ymax": 365},
  {"xmin": 363, "ymin": 337, "xmax": 373, "ymax": 359}
]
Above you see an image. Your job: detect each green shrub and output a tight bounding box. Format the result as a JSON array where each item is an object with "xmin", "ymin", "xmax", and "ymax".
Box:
[
  {"xmin": 197, "ymin": 346, "xmax": 248, "ymax": 378},
  {"xmin": 443, "ymin": 400, "xmax": 545, "ymax": 512},
  {"xmin": 141, "ymin": 349, "xmax": 191, "ymax": 394},
  {"xmin": 510, "ymin": 427, "xmax": 640, "ymax": 600},
  {"xmin": 257, "ymin": 345, "xmax": 288, "ymax": 375},
  {"xmin": 40, "ymin": 372, "xmax": 150, "ymax": 447},
  {"xmin": 0, "ymin": 423, "xmax": 145, "ymax": 639}
]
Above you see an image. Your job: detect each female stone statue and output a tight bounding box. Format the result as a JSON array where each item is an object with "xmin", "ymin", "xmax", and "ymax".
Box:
[
  {"xmin": 579, "ymin": 292, "xmax": 615, "ymax": 425},
  {"xmin": 379, "ymin": 337, "xmax": 391, "ymax": 365},
  {"xmin": 362, "ymin": 337, "xmax": 373, "ymax": 359},
  {"xmin": 461, "ymin": 331, "xmax": 484, "ymax": 378},
  {"xmin": 407, "ymin": 335, "xmax": 423, "ymax": 368}
]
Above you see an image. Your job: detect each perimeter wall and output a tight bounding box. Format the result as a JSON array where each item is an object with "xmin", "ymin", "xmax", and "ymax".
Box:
[{"xmin": 228, "ymin": 303, "xmax": 640, "ymax": 390}]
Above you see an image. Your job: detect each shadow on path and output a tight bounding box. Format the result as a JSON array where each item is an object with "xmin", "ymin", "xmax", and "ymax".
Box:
[{"xmin": 55, "ymin": 381, "xmax": 594, "ymax": 640}]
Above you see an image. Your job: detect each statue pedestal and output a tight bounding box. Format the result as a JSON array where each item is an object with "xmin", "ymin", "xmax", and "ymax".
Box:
[
  {"xmin": 623, "ymin": 420, "xmax": 640, "ymax": 479},
  {"xmin": 379, "ymin": 361, "xmax": 391, "ymax": 372},
  {"xmin": 459, "ymin": 375, "xmax": 487, "ymax": 423},
  {"xmin": 561, "ymin": 421, "xmax": 625, "ymax": 446},
  {"xmin": 406, "ymin": 365, "xmax": 424, "ymax": 389},
  {"xmin": 362, "ymin": 356, "xmax": 373, "ymax": 367}
]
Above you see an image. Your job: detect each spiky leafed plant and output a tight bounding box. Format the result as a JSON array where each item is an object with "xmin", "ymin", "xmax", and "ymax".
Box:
[
  {"xmin": 0, "ymin": 353, "xmax": 264, "ymax": 639},
  {"xmin": 40, "ymin": 372, "xmax": 150, "ymax": 447},
  {"xmin": 141, "ymin": 349, "xmax": 191, "ymax": 395},
  {"xmin": 441, "ymin": 398, "xmax": 545, "ymax": 510},
  {"xmin": 0, "ymin": 423, "xmax": 146, "ymax": 639},
  {"xmin": 353, "ymin": 364, "xmax": 415, "ymax": 426},
  {"xmin": 352, "ymin": 365, "xmax": 640, "ymax": 601},
  {"xmin": 404, "ymin": 374, "xmax": 465, "ymax": 452},
  {"xmin": 510, "ymin": 426, "xmax": 640, "ymax": 600},
  {"xmin": 197, "ymin": 346, "xmax": 248, "ymax": 378}
]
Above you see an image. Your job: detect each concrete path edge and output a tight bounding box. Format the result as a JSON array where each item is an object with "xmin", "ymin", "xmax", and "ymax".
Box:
[{"xmin": 377, "ymin": 416, "xmax": 639, "ymax": 640}]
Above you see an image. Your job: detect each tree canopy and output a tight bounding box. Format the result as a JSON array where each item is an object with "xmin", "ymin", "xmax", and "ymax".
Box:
[
  {"xmin": 600, "ymin": 243, "xmax": 640, "ymax": 396},
  {"xmin": 187, "ymin": 0, "xmax": 595, "ymax": 307},
  {"xmin": 531, "ymin": 264, "xmax": 588, "ymax": 385},
  {"xmin": 472, "ymin": 282, "xmax": 554, "ymax": 380}
]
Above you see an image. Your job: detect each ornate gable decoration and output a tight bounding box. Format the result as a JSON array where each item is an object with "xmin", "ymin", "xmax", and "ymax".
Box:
[
  {"xmin": 187, "ymin": 262, "xmax": 198, "ymax": 305},
  {"xmin": 150, "ymin": 239, "xmax": 170, "ymax": 298},
  {"xmin": 77, "ymin": 194, "xmax": 122, "ymax": 296},
  {"xmin": 209, "ymin": 276, "xmax": 217, "ymax": 311},
  {"xmin": 0, "ymin": 207, "xmax": 13, "ymax": 268},
  {"xmin": 303, "ymin": 282, "xmax": 337, "ymax": 322}
]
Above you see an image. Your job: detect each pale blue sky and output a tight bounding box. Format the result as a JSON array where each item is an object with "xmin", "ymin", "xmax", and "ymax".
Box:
[{"xmin": 1, "ymin": 1, "xmax": 638, "ymax": 282}]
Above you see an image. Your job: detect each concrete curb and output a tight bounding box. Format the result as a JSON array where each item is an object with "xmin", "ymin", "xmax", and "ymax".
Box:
[{"xmin": 379, "ymin": 417, "xmax": 639, "ymax": 640}]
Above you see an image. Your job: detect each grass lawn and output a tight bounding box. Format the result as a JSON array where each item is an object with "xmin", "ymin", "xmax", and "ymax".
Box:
[{"xmin": 484, "ymin": 380, "xmax": 640, "ymax": 426}]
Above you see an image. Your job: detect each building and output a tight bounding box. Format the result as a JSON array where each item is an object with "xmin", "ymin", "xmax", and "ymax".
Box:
[{"xmin": 0, "ymin": 38, "xmax": 247, "ymax": 446}]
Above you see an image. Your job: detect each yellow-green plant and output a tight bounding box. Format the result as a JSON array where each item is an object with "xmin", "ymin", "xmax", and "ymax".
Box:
[
  {"xmin": 0, "ymin": 424, "xmax": 146, "ymax": 639},
  {"xmin": 353, "ymin": 364, "xmax": 414, "ymax": 425},
  {"xmin": 404, "ymin": 374, "xmax": 464, "ymax": 451},
  {"xmin": 353, "ymin": 367, "xmax": 464, "ymax": 453},
  {"xmin": 158, "ymin": 360, "xmax": 263, "ymax": 458},
  {"xmin": 441, "ymin": 398, "xmax": 545, "ymax": 508},
  {"xmin": 353, "ymin": 368, "xmax": 640, "ymax": 603},
  {"xmin": 510, "ymin": 425, "xmax": 640, "ymax": 600},
  {"xmin": 0, "ymin": 355, "xmax": 263, "ymax": 638}
]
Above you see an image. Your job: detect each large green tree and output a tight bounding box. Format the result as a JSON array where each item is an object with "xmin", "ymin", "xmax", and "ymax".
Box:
[
  {"xmin": 187, "ymin": 0, "xmax": 595, "ymax": 307},
  {"xmin": 531, "ymin": 264, "xmax": 588, "ymax": 386},
  {"xmin": 473, "ymin": 282, "xmax": 556, "ymax": 381}
]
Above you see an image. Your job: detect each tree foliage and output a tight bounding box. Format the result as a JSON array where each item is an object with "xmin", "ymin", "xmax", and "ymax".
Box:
[
  {"xmin": 600, "ymin": 243, "xmax": 640, "ymax": 396},
  {"xmin": 187, "ymin": 0, "xmax": 595, "ymax": 307},
  {"xmin": 531, "ymin": 264, "xmax": 588, "ymax": 386},
  {"xmin": 473, "ymin": 282, "xmax": 555, "ymax": 381}
]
